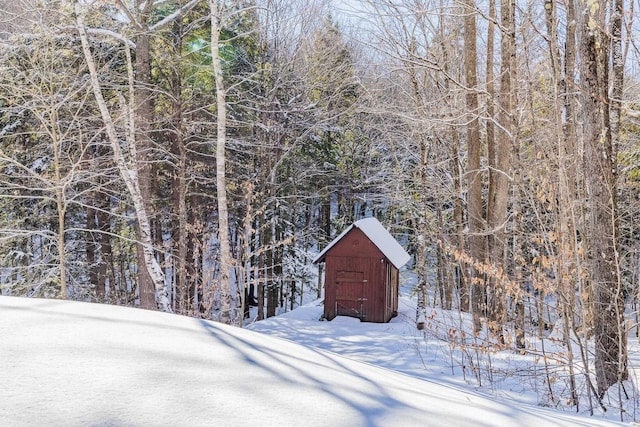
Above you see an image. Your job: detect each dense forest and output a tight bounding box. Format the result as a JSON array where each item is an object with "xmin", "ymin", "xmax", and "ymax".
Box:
[{"xmin": 1, "ymin": 0, "xmax": 640, "ymax": 411}]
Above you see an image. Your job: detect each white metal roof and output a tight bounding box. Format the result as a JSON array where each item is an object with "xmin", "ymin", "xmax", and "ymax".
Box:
[{"xmin": 313, "ymin": 217, "xmax": 411, "ymax": 269}]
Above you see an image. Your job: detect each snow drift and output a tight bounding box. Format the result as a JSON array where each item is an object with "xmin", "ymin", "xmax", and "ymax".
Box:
[{"xmin": 0, "ymin": 296, "xmax": 621, "ymax": 426}]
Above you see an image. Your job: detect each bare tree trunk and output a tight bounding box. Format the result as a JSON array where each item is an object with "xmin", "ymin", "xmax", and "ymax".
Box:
[
  {"xmin": 578, "ymin": 0, "xmax": 626, "ymax": 397},
  {"xmin": 485, "ymin": 0, "xmax": 496, "ymax": 232},
  {"xmin": 610, "ymin": 0, "xmax": 628, "ymax": 388},
  {"xmin": 76, "ymin": 4, "xmax": 170, "ymax": 312},
  {"xmin": 239, "ymin": 182, "xmax": 254, "ymax": 327},
  {"xmin": 462, "ymin": 0, "xmax": 484, "ymax": 331},
  {"xmin": 266, "ymin": 213, "xmax": 276, "ymax": 318},
  {"xmin": 86, "ymin": 145, "xmax": 114, "ymax": 301},
  {"xmin": 105, "ymin": 0, "xmax": 200, "ymax": 310},
  {"xmin": 512, "ymin": 174, "xmax": 525, "ymax": 350},
  {"xmin": 172, "ymin": 110, "xmax": 189, "ymax": 314},
  {"xmin": 432, "ymin": 8, "xmax": 466, "ymax": 312},
  {"xmin": 86, "ymin": 196, "xmax": 99, "ymax": 298},
  {"xmin": 132, "ymin": 1, "xmax": 156, "ymax": 310},
  {"xmin": 188, "ymin": 199, "xmax": 204, "ymax": 314},
  {"xmin": 451, "ymin": 128, "xmax": 467, "ymax": 311},
  {"xmin": 404, "ymin": 35, "xmax": 431, "ymax": 319},
  {"xmin": 210, "ymin": 0, "xmax": 233, "ymax": 324},
  {"xmin": 544, "ymin": 0, "xmax": 579, "ymax": 404},
  {"xmin": 257, "ymin": 215, "xmax": 265, "ymax": 320},
  {"xmin": 486, "ymin": 0, "xmax": 515, "ymax": 341},
  {"xmin": 610, "ymin": 0, "xmax": 624, "ymax": 168},
  {"xmin": 97, "ymin": 181, "xmax": 114, "ymax": 300},
  {"xmin": 51, "ymin": 108, "xmax": 67, "ymax": 299}
]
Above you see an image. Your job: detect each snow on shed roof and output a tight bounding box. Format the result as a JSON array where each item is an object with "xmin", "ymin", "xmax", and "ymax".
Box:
[{"xmin": 313, "ymin": 217, "xmax": 411, "ymax": 269}]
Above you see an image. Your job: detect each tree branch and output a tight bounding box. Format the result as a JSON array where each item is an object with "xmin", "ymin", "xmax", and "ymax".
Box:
[
  {"xmin": 149, "ymin": 0, "xmax": 202, "ymax": 32},
  {"xmin": 58, "ymin": 26, "xmax": 136, "ymax": 48}
]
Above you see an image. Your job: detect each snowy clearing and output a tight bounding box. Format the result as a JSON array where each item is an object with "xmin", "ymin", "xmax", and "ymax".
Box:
[{"xmin": 0, "ymin": 296, "xmax": 623, "ymax": 426}]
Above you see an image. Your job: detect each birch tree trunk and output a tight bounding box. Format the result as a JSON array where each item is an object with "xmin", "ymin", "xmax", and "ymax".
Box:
[
  {"xmin": 75, "ymin": 3, "xmax": 171, "ymax": 312},
  {"xmin": 210, "ymin": 0, "xmax": 233, "ymax": 324},
  {"xmin": 107, "ymin": 0, "xmax": 201, "ymax": 309}
]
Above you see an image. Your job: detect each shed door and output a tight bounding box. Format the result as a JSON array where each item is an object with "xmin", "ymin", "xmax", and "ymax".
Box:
[{"xmin": 335, "ymin": 270, "xmax": 367, "ymax": 319}]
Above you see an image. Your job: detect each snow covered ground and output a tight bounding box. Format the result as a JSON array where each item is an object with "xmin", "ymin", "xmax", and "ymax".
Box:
[
  {"xmin": 0, "ymin": 295, "xmax": 626, "ymax": 426},
  {"xmin": 249, "ymin": 292, "xmax": 640, "ymax": 424}
]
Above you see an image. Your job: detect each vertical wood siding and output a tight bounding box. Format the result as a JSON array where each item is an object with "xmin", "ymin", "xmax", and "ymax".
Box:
[{"xmin": 322, "ymin": 228, "xmax": 399, "ymax": 323}]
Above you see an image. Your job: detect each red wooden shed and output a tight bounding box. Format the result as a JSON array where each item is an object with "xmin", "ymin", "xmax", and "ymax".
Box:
[{"xmin": 313, "ymin": 217, "xmax": 411, "ymax": 323}]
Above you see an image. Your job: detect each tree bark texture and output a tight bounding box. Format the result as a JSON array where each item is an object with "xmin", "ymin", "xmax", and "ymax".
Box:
[
  {"xmin": 210, "ymin": 0, "xmax": 233, "ymax": 324},
  {"xmin": 462, "ymin": 0, "xmax": 484, "ymax": 329},
  {"xmin": 578, "ymin": 0, "xmax": 627, "ymax": 397},
  {"xmin": 76, "ymin": 4, "xmax": 171, "ymax": 312},
  {"xmin": 132, "ymin": 4, "xmax": 156, "ymax": 310},
  {"xmin": 486, "ymin": 0, "xmax": 515, "ymax": 338}
]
